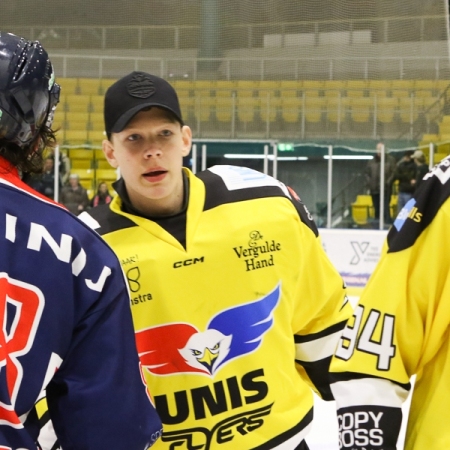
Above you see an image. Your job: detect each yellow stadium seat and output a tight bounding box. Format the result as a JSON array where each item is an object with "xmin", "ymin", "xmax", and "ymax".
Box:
[
  {"xmin": 279, "ymin": 80, "xmax": 302, "ymax": 90},
  {"xmin": 194, "ymin": 80, "xmax": 215, "ymax": 90},
  {"xmin": 194, "ymin": 97, "xmax": 214, "ymax": 122},
  {"xmin": 89, "ymin": 112, "xmax": 104, "ymax": 131},
  {"xmin": 258, "ymin": 89, "xmax": 279, "ymax": 102},
  {"xmin": 433, "ymin": 152, "xmax": 449, "ymax": 163},
  {"xmin": 95, "ymin": 169, "xmax": 119, "ymax": 183},
  {"xmin": 214, "ymin": 80, "xmax": 237, "ymax": 90},
  {"xmin": 90, "ymin": 95, "xmax": 104, "ymax": 113},
  {"xmin": 369, "ymin": 89, "xmax": 389, "ymax": 98},
  {"xmin": 65, "ymin": 112, "xmax": 89, "ymax": 130},
  {"xmin": 259, "ymin": 96, "xmax": 280, "ymax": 124},
  {"xmin": 302, "ymin": 80, "xmax": 325, "ymax": 90},
  {"xmin": 324, "ymin": 89, "xmax": 343, "ymax": 98},
  {"xmin": 214, "ymin": 97, "xmax": 234, "ymax": 123},
  {"xmin": 94, "ymin": 149, "xmax": 105, "ymax": 160},
  {"xmin": 421, "ymin": 133, "xmax": 439, "ymax": 143},
  {"xmin": 414, "ymin": 89, "xmax": 434, "ymax": 98},
  {"xmin": 304, "ymin": 97, "xmax": 326, "ymax": 123},
  {"xmin": 391, "ymin": 90, "xmax": 411, "ymax": 98},
  {"xmin": 355, "ymin": 194, "xmax": 373, "ymax": 205},
  {"xmin": 351, "ymin": 204, "xmax": 371, "ymax": 226},
  {"xmin": 281, "ymin": 97, "xmax": 303, "ymax": 123},
  {"xmin": 78, "ymin": 78, "xmax": 102, "ymax": 95},
  {"xmin": 344, "ymin": 89, "xmax": 365, "ymax": 98},
  {"xmin": 391, "ymin": 80, "xmax": 414, "ymax": 91},
  {"xmin": 89, "ymin": 130, "xmax": 106, "ymax": 145},
  {"xmin": 398, "ymin": 97, "xmax": 419, "ymax": 123},
  {"xmin": 58, "ymin": 77, "xmax": 79, "ymax": 95},
  {"xmin": 69, "ymin": 148, "xmax": 94, "ymax": 161},
  {"xmin": 376, "ymin": 97, "xmax": 398, "ymax": 123},
  {"xmin": 236, "ymin": 89, "xmax": 255, "ymax": 99},
  {"xmin": 280, "ymin": 89, "xmax": 299, "ymax": 98},
  {"xmin": 350, "ymin": 98, "xmax": 374, "ymax": 123},
  {"xmin": 435, "ymin": 80, "xmax": 450, "ymax": 92},
  {"xmin": 258, "ymin": 80, "xmax": 280, "ymax": 90},
  {"xmin": 170, "ymin": 80, "xmax": 195, "ymax": 90},
  {"xmin": 96, "ymin": 159, "xmax": 112, "ymax": 170},
  {"xmin": 302, "ymin": 89, "xmax": 320, "ymax": 97},
  {"xmin": 324, "ymin": 80, "xmax": 346, "ymax": 91},
  {"xmin": 236, "ymin": 80, "xmax": 257, "ymax": 90},
  {"xmin": 65, "ymin": 95, "xmax": 91, "ymax": 113},
  {"xmin": 99, "ymin": 78, "xmax": 117, "ymax": 94},
  {"xmin": 71, "ymin": 159, "xmax": 92, "ymax": 169},
  {"xmin": 414, "ymin": 80, "xmax": 437, "ymax": 91},
  {"xmin": 368, "ymin": 80, "xmax": 392, "ymax": 90},
  {"xmin": 346, "ymin": 80, "xmax": 369, "ymax": 90},
  {"xmin": 64, "ymin": 130, "xmax": 89, "ymax": 145},
  {"xmin": 237, "ymin": 97, "xmax": 259, "ymax": 124},
  {"xmin": 326, "ymin": 97, "xmax": 346, "ymax": 123},
  {"xmin": 52, "ymin": 109, "xmax": 66, "ymax": 130},
  {"xmin": 70, "ymin": 168, "xmax": 95, "ymax": 181},
  {"xmin": 178, "ymin": 95, "xmax": 195, "ymax": 122},
  {"xmin": 353, "ymin": 194, "xmax": 375, "ymax": 218}
]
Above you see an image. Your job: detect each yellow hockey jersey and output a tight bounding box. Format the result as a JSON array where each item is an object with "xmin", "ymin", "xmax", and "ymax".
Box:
[
  {"xmin": 330, "ymin": 156, "xmax": 450, "ymax": 449},
  {"xmin": 82, "ymin": 165, "xmax": 352, "ymax": 450}
]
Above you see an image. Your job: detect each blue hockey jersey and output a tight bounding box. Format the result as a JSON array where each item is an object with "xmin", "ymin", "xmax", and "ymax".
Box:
[{"xmin": 0, "ymin": 157, "xmax": 162, "ymax": 449}]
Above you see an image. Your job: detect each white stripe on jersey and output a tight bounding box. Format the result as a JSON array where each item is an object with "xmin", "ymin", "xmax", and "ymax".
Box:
[
  {"xmin": 78, "ymin": 211, "xmax": 101, "ymax": 229},
  {"xmin": 295, "ymin": 329, "xmax": 343, "ymax": 362},
  {"xmin": 331, "ymin": 377, "xmax": 409, "ymax": 409}
]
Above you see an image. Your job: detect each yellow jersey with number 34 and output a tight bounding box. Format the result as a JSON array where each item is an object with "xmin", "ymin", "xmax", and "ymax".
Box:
[{"xmin": 330, "ymin": 156, "xmax": 450, "ymax": 450}]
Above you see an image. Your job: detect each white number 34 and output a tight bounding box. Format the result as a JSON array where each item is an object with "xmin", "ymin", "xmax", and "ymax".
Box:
[{"xmin": 335, "ymin": 305, "xmax": 396, "ymax": 371}]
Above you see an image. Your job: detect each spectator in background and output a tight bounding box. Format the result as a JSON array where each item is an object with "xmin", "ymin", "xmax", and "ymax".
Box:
[
  {"xmin": 60, "ymin": 173, "xmax": 90, "ymax": 215},
  {"xmin": 393, "ymin": 150, "xmax": 417, "ymax": 215},
  {"xmin": 48, "ymin": 147, "xmax": 71, "ymax": 185},
  {"xmin": 90, "ymin": 181, "xmax": 113, "ymax": 207},
  {"xmin": 412, "ymin": 149, "xmax": 429, "ymax": 190},
  {"xmin": 26, "ymin": 156, "xmax": 63, "ymax": 200},
  {"xmin": 364, "ymin": 142, "xmax": 396, "ymax": 224}
]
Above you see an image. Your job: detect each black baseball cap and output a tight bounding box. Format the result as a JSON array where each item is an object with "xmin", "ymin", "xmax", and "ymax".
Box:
[{"xmin": 104, "ymin": 71, "xmax": 183, "ymax": 136}]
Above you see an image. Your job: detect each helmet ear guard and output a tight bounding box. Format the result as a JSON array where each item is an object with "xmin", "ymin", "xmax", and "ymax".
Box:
[{"xmin": 0, "ymin": 32, "xmax": 60, "ymax": 148}]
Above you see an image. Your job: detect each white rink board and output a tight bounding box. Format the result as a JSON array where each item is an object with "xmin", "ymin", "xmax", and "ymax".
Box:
[
  {"xmin": 319, "ymin": 228, "xmax": 388, "ymax": 293},
  {"xmin": 305, "ymin": 228, "xmax": 410, "ymax": 450}
]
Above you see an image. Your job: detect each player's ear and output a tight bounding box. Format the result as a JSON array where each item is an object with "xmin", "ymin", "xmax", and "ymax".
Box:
[
  {"xmin": 102, "ymin": 138, "xmax": 119, "ymax": 169},
  {"xmin": 181, "ymin": 125, "xmax": 192, "ymax": 157}
]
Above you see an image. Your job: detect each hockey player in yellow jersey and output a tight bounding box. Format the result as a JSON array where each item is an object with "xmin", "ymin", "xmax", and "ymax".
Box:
[
  {"xmin": 76, "ymin": 71, "xmax": 353, "ymax": 450},
  {"xmin": 330, "ymin": 156, "xmax": 450, "ymax": 449}
]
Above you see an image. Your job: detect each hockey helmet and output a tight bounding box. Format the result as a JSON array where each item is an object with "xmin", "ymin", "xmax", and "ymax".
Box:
[{"xmin": 0, "ymin": 32, "xmax": 60, "ymax": 148}]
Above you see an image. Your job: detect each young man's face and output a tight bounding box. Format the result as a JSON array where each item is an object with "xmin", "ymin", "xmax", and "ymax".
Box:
[{"xmin": 103, "ymin": 107, "xmax": 192, "ymax": 216}]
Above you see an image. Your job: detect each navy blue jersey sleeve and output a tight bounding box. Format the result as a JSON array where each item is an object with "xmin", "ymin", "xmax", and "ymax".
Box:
[{"xmin": 45, "ymin": 221, "xmax": 163, "ymax": 449}]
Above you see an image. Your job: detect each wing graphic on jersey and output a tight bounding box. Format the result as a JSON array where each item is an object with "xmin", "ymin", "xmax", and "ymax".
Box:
[{"xmin": 136, "ymin": 283, "xmax": 281, "ymax": 377}]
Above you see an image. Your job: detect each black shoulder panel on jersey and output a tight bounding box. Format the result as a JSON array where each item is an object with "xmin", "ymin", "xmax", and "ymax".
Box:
[
  {"xmin": 197, "ymin": 169, "xmax": 319, "ymax": 236},
  {"xmin": 387, "ymin": 158, "xmax": 450, "ymax": 253},
  {"xmin": 88, "ymin": 204, "xmax": 136, "ymax": 236}
]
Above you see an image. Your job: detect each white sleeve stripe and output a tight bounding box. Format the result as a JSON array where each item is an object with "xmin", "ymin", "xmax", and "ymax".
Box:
[
  {"xmin": 330, "ymin": 378, "xmax": 409, "ymax": 409},
  {"xmin": 78, "ymin": 211, "xmax": 101, "ymax": 230},
  {"xmin": 295, "ymin": 329, "xmax": 342, "ymax": 362}
]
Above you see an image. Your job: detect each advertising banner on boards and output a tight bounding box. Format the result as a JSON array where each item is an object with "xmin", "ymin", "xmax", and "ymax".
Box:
[{"xmin": 319, "ymin": 228, "xmax": 388, "ymax": 297}]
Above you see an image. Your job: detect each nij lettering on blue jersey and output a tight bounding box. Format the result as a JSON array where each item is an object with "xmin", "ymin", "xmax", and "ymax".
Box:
[{"xmin": 0, "ymin": 159, "xmax": 161, "ymax": 449}]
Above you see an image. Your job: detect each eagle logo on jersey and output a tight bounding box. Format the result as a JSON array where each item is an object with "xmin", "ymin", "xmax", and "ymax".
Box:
[{"xmin": 136, "ymin": 284, "xmax": 281, "ymax": 377}]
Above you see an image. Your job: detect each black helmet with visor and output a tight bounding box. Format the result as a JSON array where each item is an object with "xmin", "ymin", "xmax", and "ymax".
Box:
[{"xmin": 0, "ymin": 32, "xmax": 60, "ymax": 148}]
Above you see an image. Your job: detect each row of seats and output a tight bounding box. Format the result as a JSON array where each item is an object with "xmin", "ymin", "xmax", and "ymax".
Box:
[
  {"xmin": 64, "ymin": 148, "xmax": 118, "ymax": 192},
  {"xmin": 55, "ymin": 93, "xmax": 443, "ymax": 142},
  {"xmin": 58, "ymin": 77, "xmax": 448, "ymax": 97}
]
